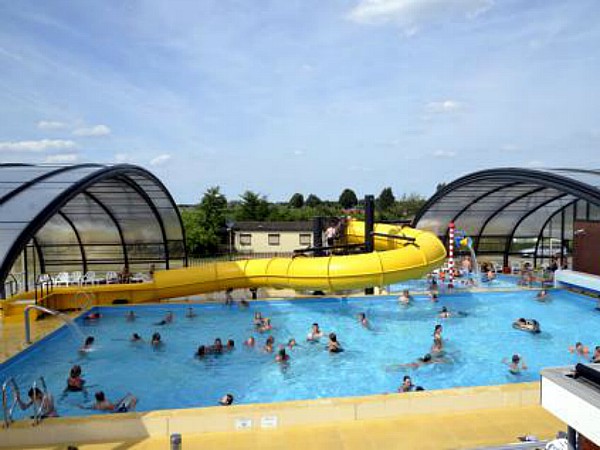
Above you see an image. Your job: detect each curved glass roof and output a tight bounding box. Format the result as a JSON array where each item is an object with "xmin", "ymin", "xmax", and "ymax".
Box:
[
  {"xmin": 0, "ymin": 164, "xmax": 186, "ymax": 291},
  {"xmin": 413, "ymin": 168, "xmax": 600, "ymax": 261}
]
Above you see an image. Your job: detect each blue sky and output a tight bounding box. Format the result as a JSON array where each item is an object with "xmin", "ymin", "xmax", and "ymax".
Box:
[{"xmin": 1, "ymin": 0, "xmax": 600, "ymax": 203}]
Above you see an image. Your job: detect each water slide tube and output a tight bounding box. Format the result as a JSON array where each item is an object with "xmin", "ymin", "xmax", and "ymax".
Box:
[
  {"xmin": 15, "ymin": 220, "xmax": 445, "ymax": 312},
  {"xmin": 151, "ymin": 219, "xmax": 446, "ymax": 298}
]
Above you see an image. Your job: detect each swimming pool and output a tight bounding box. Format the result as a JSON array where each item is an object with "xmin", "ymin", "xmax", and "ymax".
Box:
[
  {"xmin": 389, "ymin": 273, "xmax": 531, "ymax": 292},
  {"xmin": 1, "ymin": 289, "xmax": 598, "ymax": 418}
]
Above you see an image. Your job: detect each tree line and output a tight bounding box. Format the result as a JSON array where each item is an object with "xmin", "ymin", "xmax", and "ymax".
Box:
[{"xmin": 181, "ymin": 187, "xmax": 427, "ymax": 256}]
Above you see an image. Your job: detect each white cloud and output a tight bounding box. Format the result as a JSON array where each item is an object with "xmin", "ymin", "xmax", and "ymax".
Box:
[
  {"xmin": 426, "ymin": 100, "xmax": 462, "ymax": 113},
  {"xmin": 72, "ymin": 124, "xmax": 111, "ymax": 137},
  {"xmin": 149, "ymin": 154, "xmax": 172, "ymax": 166},
  {"xmin": 432, "ymin": 150, "xmax": 457, "ymax": 158},
  {"xmin": 293, "ymin": 149, "xmax": 305, "ymax": 156},
  {"xmin": 348, "ymin": 0, "xmax": 493, "ymax": 35},
  {"xmin": 44, "ymin": 153, "xmax": 79, "ymax": 163},
  {"xmin": 0, "ymin": 139, "xmax": 76, "ymax": 152},
  {"xmin": 37, "ymin": 120, "xmax": 68, "ymax": 130}
]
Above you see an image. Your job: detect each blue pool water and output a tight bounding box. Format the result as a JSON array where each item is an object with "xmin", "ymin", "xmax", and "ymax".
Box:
[
  {"xmin": 1, "ymin": 289, "xmax": 598, "ymax": 418},
  {"xmin": 389, "ymin": 274, "xmax": 527, "ymax": 292}
]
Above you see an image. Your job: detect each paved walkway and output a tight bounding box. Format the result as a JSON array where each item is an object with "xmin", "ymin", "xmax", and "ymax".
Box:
[{"xmin": 18, "ymin": 405, "xmax": 563, "ymax": 450}]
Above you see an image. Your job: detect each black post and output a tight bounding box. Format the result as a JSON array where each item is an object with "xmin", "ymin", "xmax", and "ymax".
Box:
[
  {"xmin": 313, "ymin": 217, "xmax": 324, "ymax": 256},
  {"xmin": 364, "ymin": 195, "xmax": 375, "ymax": 253},
  {"xmin": 567, "ymin": 426, "xmax": 577, "ymax": 450},
  {"xmin": 365, "ymin": 195, "xmax": 375, "ymax": 295}
]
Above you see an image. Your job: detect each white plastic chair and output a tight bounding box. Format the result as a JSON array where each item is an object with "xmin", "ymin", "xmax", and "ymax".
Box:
[
  {"xmin": 54, "ymin": 272, "xmax": 70, "ymax": 286},
  {"xmin": 130, "ymin": 272, "xmax": 146, "ymax": 283},
  {"xmin": 70, "ymin": 271, "xmax": 83, "ymax": 286},
  {"xmin": 82, "ymin": 271, "xmax": 97, "ymax": 285},
  {"xmin": 106, "ymin": 271, "xmax": 119, "ymax": 284}
]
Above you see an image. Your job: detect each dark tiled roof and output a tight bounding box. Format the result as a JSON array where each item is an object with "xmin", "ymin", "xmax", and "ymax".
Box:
[{"xmin": 235, "ymin": 221, "xmax": 312, "ymax": 232}]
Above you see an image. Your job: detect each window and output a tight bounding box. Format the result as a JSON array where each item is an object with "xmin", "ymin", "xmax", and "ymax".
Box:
[
  {"xmin": 239, "ymin": 234, "xmax": 252, "ymax": 246},
  {"xmin": 268, "ymin": 234, "xmax": 280, "ymax": 246},
  {"xmin": 299, "ymin": 233, "xmax": 311, "ymax": 246}
]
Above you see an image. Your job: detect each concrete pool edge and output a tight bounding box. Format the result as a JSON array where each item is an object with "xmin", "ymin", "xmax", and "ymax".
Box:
[{"xmin": 0, "ymin": 381, "xmax": 541, "ymax": 448}]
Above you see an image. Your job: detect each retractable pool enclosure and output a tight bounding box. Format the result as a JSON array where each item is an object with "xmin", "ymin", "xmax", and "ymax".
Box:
[
  {"xmin": 413, "ymin": 168, "xmax": 600, "ymax": 267},
  {"xmin": 0, "ymin": 164, "xmax": 186, "ymax": 297}
]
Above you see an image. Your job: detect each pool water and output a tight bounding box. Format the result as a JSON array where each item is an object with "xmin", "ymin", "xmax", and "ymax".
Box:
[
  {"xmin": 389, "ymin": 274, "xmax": 533, "ymax": 292},
  {"xmin": 1, "ymin": 290, "xmax": 598, "ymax": 418}
]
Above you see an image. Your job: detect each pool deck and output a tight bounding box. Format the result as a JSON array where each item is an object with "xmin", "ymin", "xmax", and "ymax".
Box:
[
  {"xmin": 13, "ymin": 405, "xmax": 563, "ymax": 450},
  {"xmin": 0, "ymin": 297, "xmax": 565, "ymax": 450}
]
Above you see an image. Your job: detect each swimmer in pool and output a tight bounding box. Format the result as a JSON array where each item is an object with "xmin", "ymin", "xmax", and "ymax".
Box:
[
  {"xmin": 569, "ymin": 342, "xmax": 590, "ymax": 356},
  {"xmin": 239, "ymin": 299, "xmax": 250, "ymax": 308},
  {"xmin": 259, "ymin": 318, "xmax": 273, "ymax": 333},
  {"xmin": 433, "ymin": 324, "xmax": 443, "ymax": 341},
  {"xmin": 439, "ymin": 306, "xmax": 451, "ymax": 319},
  {"xmin": 80, "ymin": 336, "xmax": 95, "ymax": 353},
  {"xmin": 358, "ymin": 312, "xmax": 369, "ymax": 327},
  {"xmin": 131, "ymin": 333, "xmax": 142, "ymax": 342},
  {"xmin": 398, "ymin": 375, "xmax": 414, "ymax": 393},
  {"xmin": 154, "ymin": 311, "xmax": 174, "ymax": 326},
  {"xmin": 513, "ymin": 318, "xmax": 541, "ymax": 333},
  {"xmin": 211, "ymin": 338, "xmax": 223, "ymax": 354},
  {"xmin": 287, "ymin": 338, "xmax": 297, "ymax": 349},
  {"xmin": 276, "ymin": 347, "xmax": 290, "ymax": 362},
  {"xmin": 327, "ymin": 333, "xmax": 343, "ymax": 353},
  {"xmin": 151, "ymin": 332, "xmax": 162, "ymax": 346},
  {"xmin": 185, "ymin": 307, "xmax": 197, "ymax": 318},
  {"xmin": 503, "ymin": 354, "xmax": 527, "ymax": 374},
  {"xmin": 84, "ymin": 312, "xmax": 101, "ymax": 321},
  {"xmin": 399, "ymin": 289, "xmax": 411, "ymax": 305},
  {"xmin": 391, "ymin": 353, "xmax": 449, "ymax": 370},
  {"xmin": 195, "ymin": 345, "xmax": 207, "ymax": 358},
  {"xmin": 91, "ymin": 391, "xmax": 137, "ymax": 413},
  {"xmin": 65, "ymin": 365, "xmax": 85, "ymax": 392},
  {"xmin": 226, "ymin": 339, "xmax": 235, "ymax": 351},
  {"xmin": 253, "ymin": 312, "xmax": 264, "ymax": 327},
  {"xmin": 219, "ymin": 393, "xmax": 234, "ymax": 406},
  {"xmin": 245, "ymin": 336, "xmax": 256, "ymax": 347},
  {"xmin": 307, "ymin": 323, "xmax": 324, "ymax": 341},
  {"xmin": 17, "ymin": 387, "xmax": 58, "ymax": 418},
  {"xmin": 429, "ymin": 291, "xmax": 439, "ymax": 302},
  {"xmin": 125, "ymin": 311, "xmax": 136, "ymax": 322},
  {"xmin": 264, "ymin": 336, "xmax": 275, "ymax": 353},
  {"xmin": 535, "ymin": 290, "xmax": 549, "ymax": 301}
]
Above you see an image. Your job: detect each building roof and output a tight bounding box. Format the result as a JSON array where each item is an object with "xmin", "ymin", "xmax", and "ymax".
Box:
[
  {"xmin": 0, "ymin": 163, "xmax": 186, "ymax": 291},
  {"xmin": 234, "ymin": 221, "xmax": 313, "ymax": 232},
  {"xmin": 413, "ymin": 167, "xmax": 600, "ymax": 260}
]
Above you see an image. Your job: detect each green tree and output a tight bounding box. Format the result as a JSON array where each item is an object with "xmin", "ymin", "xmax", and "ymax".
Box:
[
  {"xmin": 339, "ymin": 188, "xmax": 358, "ymax": 209},
  {"xmin": 305, "ymin": 194, "xmax": 322, "ymax": 208},
  {"xmin": 237, "ymin": 191, "xmax": 271, "ymax": 221},
  {"xmin": 288, "ymin": 193, "xmax": 304, "ymax": 208},
  {"xmin": 181, "ymin": 186, "xmax": 228, "ymax": 256},
  {"xmin": 377, "ymin": 187, "xmax": 395, "ymax": 211},
  {"xmin": 436, "ymin": 182, "xmax": 447, "ymax": 192},
  {"xmin": 398, "ymin": 193, "xmax": 427, "ymax": 218}
]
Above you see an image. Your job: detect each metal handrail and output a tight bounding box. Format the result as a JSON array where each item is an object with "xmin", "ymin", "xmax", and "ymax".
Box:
[
  {"xmin": 2, "ymin": 378, "xmax": 19, "ymax": 428},
  {"xmin": 30, "ymin": 376, "xmax": 48, "ymax": 426}
]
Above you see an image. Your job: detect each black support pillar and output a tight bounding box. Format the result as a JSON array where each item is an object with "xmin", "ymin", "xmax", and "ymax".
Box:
[
  {"xmin": 364, "ymin": 195, "xmax": 375, "ymax": 295},
  {"xmin": 313, "ymin": 217, "xmax": 324, "ymax": 257}
]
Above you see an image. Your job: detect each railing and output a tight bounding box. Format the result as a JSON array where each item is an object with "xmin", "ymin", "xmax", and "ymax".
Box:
[
  {"xmin": 34, "ymin": 274, "xmax": 54, "ymax": 305},
  {"xmin": 23, "ymin": 304, "xmax": 85, "ymax": 344},
  {"xmin": 2, "ymin": 378, "xmax": 19, "ymax": 428},
  {"xmin": 3, "ymin": 273, "xmax": 20, "ymax": 299},
  {"xmin": 30, "ymin": 377, "xmax": 48, "ymax": 426}
]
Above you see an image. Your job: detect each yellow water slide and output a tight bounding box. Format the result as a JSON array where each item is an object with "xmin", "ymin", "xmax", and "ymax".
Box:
[
  {"xmin": 152, "ymin": 219, "xmax": 446, "ymax": 298},
  {"xmin": 13, "ymin": 220, "xmax": 445, "ymax": 312}
]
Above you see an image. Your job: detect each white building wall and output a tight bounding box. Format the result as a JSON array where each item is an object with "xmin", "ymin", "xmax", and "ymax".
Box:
[{"xmin": 235, "ymin": 231, "xmax": 312, "ymax": 254}]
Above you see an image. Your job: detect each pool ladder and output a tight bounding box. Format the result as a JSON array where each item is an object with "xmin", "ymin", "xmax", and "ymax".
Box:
[{"xmin": 2, "ymin": 376, "xmax": 50, "ymax": 428}]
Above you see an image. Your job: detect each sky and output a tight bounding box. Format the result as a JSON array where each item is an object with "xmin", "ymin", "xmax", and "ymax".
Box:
[{"xmin": 1, "ymin": 0, "xmax": 600, "ymax": 203}]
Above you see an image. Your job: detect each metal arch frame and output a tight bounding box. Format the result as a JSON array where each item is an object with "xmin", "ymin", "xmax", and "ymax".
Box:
[
  {"xmin": 0, "ymin": 164, "xmax": 103, "ymax": 205},
  {"xmin": 413, "ymin": 168, "xmax": 600, "ymax": 227},
  {"xmin": 0, "ymin": 164, "xmax": 186, "ymax": 289},
  {"xmin": 113, "ymin": 175, "xmax": 170, "ymax": 269},
  {"xmin": 83, "ymin": 191, "xmax": 129, "ymax": 268},
  {"xmin": 532, "ymin": 199, "xmax": 578, "ymax": 267},
  {"xmin": 56, "ymin": 211, "xmax": 87, "ymax": 274},
  {"xmin": 474, "ymin": 186, "xmax": 548, "ymax": 253},
  {"xmin": 502, "ymin": 193, "xmax": 570, "ymax": 266}
]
